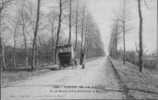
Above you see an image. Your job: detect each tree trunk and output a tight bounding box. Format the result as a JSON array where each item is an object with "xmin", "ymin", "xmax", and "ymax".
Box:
[
  {"xmin": 0, "ymin": 35, "xmax": 2, "ymax": 69},
  {"xmin": 55, "ymin": 0, "xmax": 62, "ymax": 64},
  {"xmin": 1, "ymin": 42, "xmax": 6, "ymax": 70},
  {"xmin": 0, "ymin": 0, "xmax": 13, "ymax": 70},
  {"xmin": 81, "ymin": 7, "xmax": 85, "ymax": 51},
  {"xmin": 13, "ymin": 25, "xmax": 17, "ymax": 68},
  {"xmin": 0, "ymin": 12, "xmax": 3, "ymax": 70},
  {"xmin": 108, "ymin": 19, "xmax": 119, "ymax": 58},
  {"xmin": 51, "ymin": 22, "xmax": 55, "ymax": 62},
  {"xmin": 123, "ymin": 21, "xmax": 126, "ymax": 64},
  {"xmin": 138, "ymin": 0, "xmax": 143, "ymax": 72},
  {"xmin": 13, "ymin": 43, "xmax": 16, "ymax": 68},
  {"xmin": 80, "ymin": 7, "xmax": 85, "ymax": 65},
  {"xmin": 35, "ymin": 43, "xmax": 39, "ymax": 66},
  {"xmin": 157, "ymin": 0, "xmax": 158, "ymax": 57},
  {"xmin": 23, "ymin": 29, "xmax": 29, "ymax": 68},
  {"xmin": 75, "ymin": 0, "xmax": 78, "ymax": 50},
  {"xmin": 68, "ymin": 0, "xmax": 72, "ymax": 44},
  {"xmin": 123, "ymin": 0, "xmax": 126, "ymax": 64},
  {"xmin": 31, "ymin": 0, "xmax": 41, "ymax": 70},
  {"xmin": 21, "ymin": 1, "xmax": 29, "ymax": 68},
  {"xmin": 0, "ymin": 3, "xmax": 6, "ymax": 70}
]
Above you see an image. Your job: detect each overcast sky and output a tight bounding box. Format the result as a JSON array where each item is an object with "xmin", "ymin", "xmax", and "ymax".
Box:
[{"xmin": 85, "ymin": 0, "xmax": 157, "ymax": 54}]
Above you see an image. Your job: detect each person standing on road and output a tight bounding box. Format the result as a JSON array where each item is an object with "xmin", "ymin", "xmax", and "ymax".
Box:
[
  {"xmin": 80, "ymin": 48, "xmax": 86, "ymax": 69},
  {"xmin": 80, "ymin": 51, "xmax": 85, "ymax": 69}
]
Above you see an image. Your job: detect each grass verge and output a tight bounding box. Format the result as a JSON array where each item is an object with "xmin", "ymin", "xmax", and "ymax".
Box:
[
  {"xmin": 109, "ymin": 57, "xmax": 158, "ymax": 99},
  {"xmin": 1, "ymin": 69, "xmax": 51, "ymax": 87}
]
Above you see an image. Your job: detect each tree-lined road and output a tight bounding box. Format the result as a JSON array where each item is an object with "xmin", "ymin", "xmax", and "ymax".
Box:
[{"xmin": 1, "ymin": 57, "xmax": 125, "ymax": 100}]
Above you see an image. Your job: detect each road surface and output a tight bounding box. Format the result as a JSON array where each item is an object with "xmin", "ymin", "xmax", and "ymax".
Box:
[{"xmin": 1, "ymin": 57, "xmax": 125, "ymax": 100}]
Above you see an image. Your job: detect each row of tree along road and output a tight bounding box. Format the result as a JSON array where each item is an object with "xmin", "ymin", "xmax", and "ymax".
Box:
[
  {"xmin": 109, "ymin": 0, "xmax": 158, "ymax": 72},
  {"xmin": 0, "ymin": 0, "xmax": 105, "ymax": 71}
]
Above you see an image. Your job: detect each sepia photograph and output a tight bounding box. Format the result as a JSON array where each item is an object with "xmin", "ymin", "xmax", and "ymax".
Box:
[{"xmin": 0, "ymin": 0, "xmax": 158, "ymax": 99}]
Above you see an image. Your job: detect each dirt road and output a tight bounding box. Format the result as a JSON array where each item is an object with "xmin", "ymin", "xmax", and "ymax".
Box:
[{"xmin": 1, "ymin": 57, "xmax": 125, "ymax": 100}]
